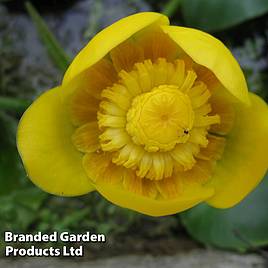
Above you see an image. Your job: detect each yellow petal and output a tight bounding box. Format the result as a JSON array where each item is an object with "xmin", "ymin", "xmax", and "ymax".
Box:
[
  {"xmin": 83, "ymin": 152, "xmax": 127, "ymax": 185},
  {"xmin": 70, "ymin": 88, "xmax": 99, "ymax": 126},
  {"xmin": 207, "ymin": 93, "xmax": 268, "ymax": 208},
  {"xmin": 179, "ymin": 159, "xmax": 214, "ymax": 185},
  {"xmin": 68, "ymin": 58, "xmax": 117, "ymax": 126},
  {"xmin": 123, "ymin": 172, "xmax": 143, "ymax": 195},
  {"xmin": 156, "ymin": 176, "xmax": 182, "ymax": 199},
  {"xmin": 84, "ymin": 145, "xmax": 214, "ymax": 215},
  {"xmin": 72, "ymin": 121, "xmax": 100, "ymax": 153},
  {"xmin": 97, "ymin": 113, "xmax": 126, "ymax": 128},
  {"xmin": 209, "ymin": 87, "xmax": 236, "ymax": 135},
  {"xmin": 197, "ymin": 134, "xmax": 226, "ymax": 161},
  {"xmin": 142, "ymin": 180, "xmax": 158, "ymax": 199},
  {"xmin": 170, "ymin": 143, "xmax": 198, "ymax": 170},
  {"xmin": 95, "ymin": 180, "xmax": 214, "ymax": 216},
  {"xmin": 17, "ymin": 88, "xmax": 94, "ymax": 196},
  {"xmin": 137, "ymin": 29, "xmax": 179, "ymax": 62},
  {"xmin": 110, "ymin": 40, "xmax": 144, "ymax": 72},
  {"xmin": 83, "ymin": 153, "xmax": 111, "ymax": 183},
  {"xmin": 63, "ymin": 12, "xmax": 169, "ymax": 86},
  {"xmin": 194, "ymin": 64, "xmax": 219, "ymax": 90},
  {"xmin": 84, "ymin": 59, "xmax": 118, "ymax": 99},
  {"xmin": 99, "ymin": 128, "xmax": 130, "ymax": 152},
  {"xmin": 188, "ymin": 127, "xmax": 208, "ymax": 147},
  {"xmin": 120, "ymin": 168, "xmax": 158, "ymax": 198},
  {"xmin": 161, "ymin": 25, "xmax": 250, "ymax": 105}
]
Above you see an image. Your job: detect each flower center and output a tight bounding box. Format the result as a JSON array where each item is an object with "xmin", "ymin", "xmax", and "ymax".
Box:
[
  {"xmin": 72, "ymin": 58, "xmax": 222, "ymax": 181},
  {"xmin": 126, "ymin": 85, "xmax": 194, "ymax": 152}
]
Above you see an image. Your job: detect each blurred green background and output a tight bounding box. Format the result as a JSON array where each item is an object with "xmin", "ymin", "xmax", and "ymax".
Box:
[{"xmin": 0, "ymin": 0, "xmax": 268, "ymax": 257}]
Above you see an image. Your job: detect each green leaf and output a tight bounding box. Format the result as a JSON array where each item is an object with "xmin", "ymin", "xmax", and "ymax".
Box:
[
  {"xmin": 181, "ymin": 173, "xmax": 268, "ymax": 251},
  {"xmin": 53, "ymin": 209, "xmax": 91, "ymax": 231},
  {"xmin": 0, "ymin": 96, "xmax": 30, "ymax": 112},
  {"xmin": 0, "ymin": 188, "xmax": 47, "ymax": 232},
  {"xmin": 12, "ymin": 187, "xmax": 47, "ymax": 211},
  {"xmin": 0, "ymin": 113, "xmax": 26, "ymax": 196},
  {"xmin": 162, "ymin": 0, "xmax": 183, "ymax": 18},
  {"xmin": 25, "ymin": 1, "xmax": 70, "ymax": 72},
  {"xmin": 0, "ymin": 112, "xmax": 47, "ymax": 233},
  {"xmin": 181, "ymin": 0, "xmax": 268, "ymax": 32}
]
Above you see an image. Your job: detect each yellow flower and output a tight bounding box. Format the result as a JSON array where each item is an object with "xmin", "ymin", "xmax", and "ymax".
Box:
[{"xmin": 17, "ymin": 12, "xmax": 268, "ymax": 216}]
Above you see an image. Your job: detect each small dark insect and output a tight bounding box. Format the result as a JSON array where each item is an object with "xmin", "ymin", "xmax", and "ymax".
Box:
[{"xmin": 184, "ymin": 130, "xmax": 189, "ymax": 134}]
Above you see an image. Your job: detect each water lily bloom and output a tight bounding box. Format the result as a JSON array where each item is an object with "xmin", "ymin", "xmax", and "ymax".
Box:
[{"xmin": 17, "ymin": 12, "xmax": 268, "ymax": 216}]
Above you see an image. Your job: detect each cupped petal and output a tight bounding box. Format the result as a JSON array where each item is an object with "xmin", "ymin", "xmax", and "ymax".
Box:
[
  {"xmin": 207, "ymin": 93, "xmax": 268, "ymax": 208},
  {"xmin": 83, "ymin": 145, "xmax": 214, "ymax": 216},
  {"xmin": 96, "ymin": 181, "xmax": 214, "ymax": 216},
  {"xmin": 161, "ymin": 25, "xmax": 250, "ymax": 105},
  {"xmin": 63, "ymin": 12, "xmax": 169, "ymax": 86},
  {"xmin": 17, "ymin": 88, "xmax": 94, "ymax": 196},
  {"xmin": 209, "ymin": 87, "xmax": 236, "ymax": 135},
  {"xmin": 70, "ymin": 88, "xmax": 100, "ymax": 126},
  {"xmin": 72, "ymin": 121, "xmax": 101, "ymax": 153},
  {"xmin": 136, "ymin": 29, "xmax": 180, "ymax": 62},
  {"xmin": 110, "ymin": 40, "xmax": 144, "ymax": 72}
]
